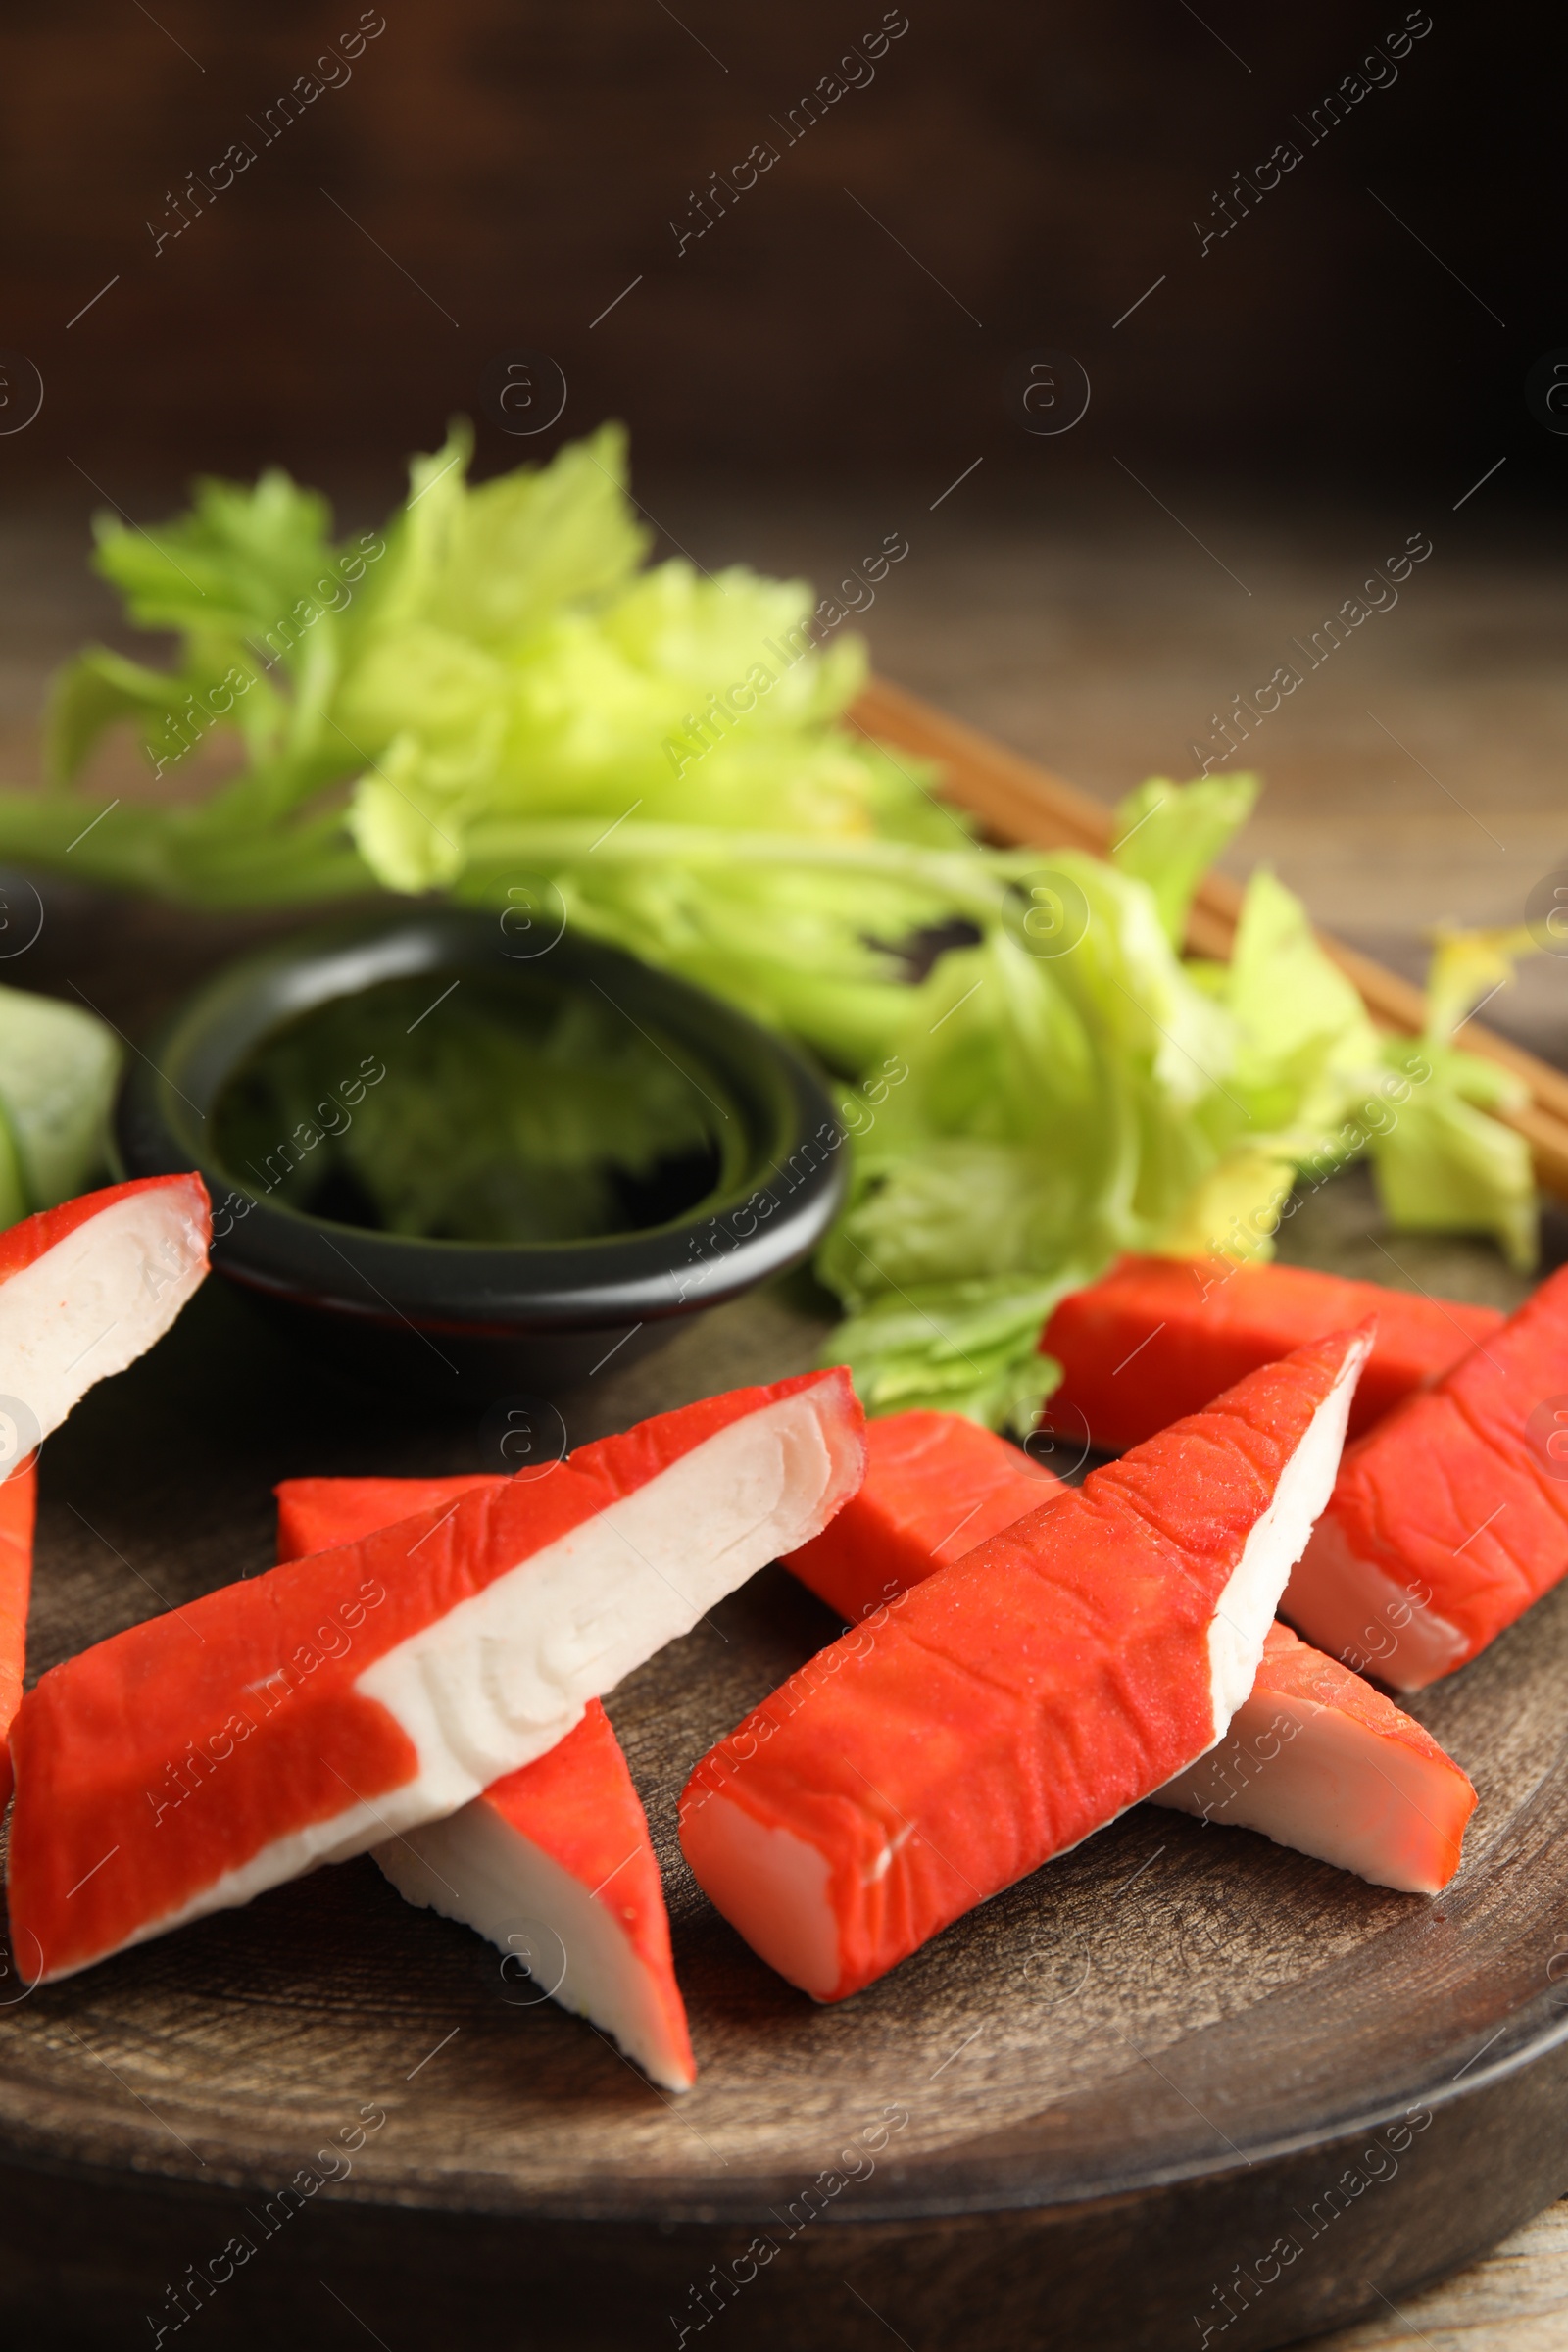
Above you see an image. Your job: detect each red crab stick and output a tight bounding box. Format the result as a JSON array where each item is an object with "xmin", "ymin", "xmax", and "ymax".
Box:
[
  {"xmin": 383, "ymin": 1706, "xmax": 696, "ymax": 2091},
  {"xmin": 682, "ymin": 1326, "xmax": 1370, "ymax": 2001},
  {"xmin": 0, "ymin": 1174, "xmax": 208, "ymax": 1810},
  {"xmin": 0, "ymin": 1460, "xmax": 36, "ymax": 1808},
  {"xmin": 1042, "ymin": 1255, "xmax": 1501, "ymax": 1454},
  {"xmin": 1152, "ymin": 1620, "xmax": 1475, "ymax": 1892},
  {"xmin": 0, "ymin": 1174, "xmax": 211, "ymax": 1474},
  {"xmin": 8, "ymin": 1368, "xmax": 864, "ymax": 1984},
  {"xmin": 1286, "ymin": 1264, "xmax": 1568, "ymax": 1690},
  {"xmin": 276, "ymin": 1475, "xmax": 499, "ymax": 1565},
  {"xmin": 784, "ymin": 1410, "xmax": 1062, "ymax": 1624},
  {"xmin": 784, "ymin": 1410, "xmax": 1473, "ymax": 1894},
  {"xmin": 276, "ymin": 1475, "xmax": 695, "ymax": 2092}
]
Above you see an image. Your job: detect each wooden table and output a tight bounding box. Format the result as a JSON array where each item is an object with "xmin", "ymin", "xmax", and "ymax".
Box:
[{"xmin": 1306, "ymin": 2201, "xmax": 1568, "ymax": 2352}]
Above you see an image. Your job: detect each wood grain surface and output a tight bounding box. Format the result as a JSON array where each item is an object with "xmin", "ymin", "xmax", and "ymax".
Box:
[{"xmin": 1310, "ymin": 2198, "xmax": 1568, "ymax": 2351}]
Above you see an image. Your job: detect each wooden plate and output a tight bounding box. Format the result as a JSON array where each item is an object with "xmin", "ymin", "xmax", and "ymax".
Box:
[{"xmin": 3, "ymin": 1221, "xmax": 1568, "ymax": 2352}]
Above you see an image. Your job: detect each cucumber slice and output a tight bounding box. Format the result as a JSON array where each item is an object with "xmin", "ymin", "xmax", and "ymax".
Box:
[{"xmin": 0, "ymin": 985, "xmax": 122, "ymax": 1211}]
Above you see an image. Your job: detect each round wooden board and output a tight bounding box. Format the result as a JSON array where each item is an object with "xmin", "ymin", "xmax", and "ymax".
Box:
[{"xmin": 4, "ymin": 1226, "xmax": 1568, "ymax": 2352}]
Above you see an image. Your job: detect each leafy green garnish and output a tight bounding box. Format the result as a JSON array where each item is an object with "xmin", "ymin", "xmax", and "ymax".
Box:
[
  {"xmin": 0, "ymin": 428, "xmax": 1541, "ymax": 1417},
  {"xmin": 1111, "ymin": 771, "xmax": 1258, "ymax": 947},
  {"xmin": 1364, "ymin": 927, "xmax": 1538, "ymax": 1271}
]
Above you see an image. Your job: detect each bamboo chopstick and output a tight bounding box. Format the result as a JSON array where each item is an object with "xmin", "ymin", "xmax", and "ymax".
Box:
[{"xmin": 852, "ymin": 674, "xmax": 1568, "ymax": 1200}]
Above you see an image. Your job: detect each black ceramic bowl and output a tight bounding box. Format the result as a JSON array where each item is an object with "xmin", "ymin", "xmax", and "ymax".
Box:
[{"xmin": 115, "ymin": 908, "xmax": 848, "ymax": 1399}]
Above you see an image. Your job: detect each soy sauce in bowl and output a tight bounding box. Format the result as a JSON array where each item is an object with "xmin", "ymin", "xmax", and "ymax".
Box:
[{"xmin": 116, "ymin": 908, "xmax": 846, "ymax": 1398}]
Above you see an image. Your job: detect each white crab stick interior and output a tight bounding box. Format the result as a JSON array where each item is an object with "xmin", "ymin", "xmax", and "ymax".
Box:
[
  {"xmin": 1284, "ymin": 1515, "xmax": 1469, "ymax": 1691},
  {"xmin": 681, "ymin": 1800, "xmax": 842, "ymax": 1999},
  {"xmin": 0, "ymin": 1188, "xmax": 207, "ymax": 1470},
  {"xmin": 1154, "ymin": 1690, "xmax": 1467, "ymax": 1893},
  {"xmin": 380, "ymin": 1808, "xmax": 694, "ymax": 2092},
  {"xmin": 1204, "ymin": 1330, "xmax": 1370, "ymax": 1736}
]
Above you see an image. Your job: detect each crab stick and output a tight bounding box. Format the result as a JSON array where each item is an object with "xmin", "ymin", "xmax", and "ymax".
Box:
[
  {"xmin": 682, "ymin": 1326, "xmax": 1370, "ymax": 2001},
  {"xmin": 786, "ymin": 1410, "xmax": 1473, "ymax": 1895},
  {"xmin": 1042, "ymin": 1254, "xmax": 1501, "ymax": 1454},
  {"xmin": 1287, "ymin": 1264, "xmax": 1568, "ymax": 1689},
  {"xmin": 9, "ymin": 1367, "xmax": 864, "ymax": 1983},
  {"xmin": 0, "ymin": 1174, "xmax": 208, "ymax": 1810},
  {"xmin": 1152, "ymin": 1620, "xmax": 1475, "ymax": 1892},
  {"xmin": 784, "ymin": 1409, "xmax": 1062, "ymax": 1624},
  {"xmin": 383, "ymin": 1706, "xmax": 695, "ymax": 2090},
  {"xmin": 0, "ymin": 1173, "xmax": 210, "ymax": 1477},
  {"xmin": 0, "ymin": 1459, "xmax": 35, "ymax": 1808},
  {"xmin": 277, "ymin": 1474, "xmax": 694, "ymax": 2091},
  {"xmin": 276, "ymin": 1474, "xmax": 499, "ymax": 1566}
]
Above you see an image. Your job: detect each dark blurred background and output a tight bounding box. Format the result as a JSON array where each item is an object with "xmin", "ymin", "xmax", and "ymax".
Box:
[
  {"xmin": 1, "ymin": 0, "xmax": 1565, "ymax": 1060},
  {"xmin": 0, "ymin": 0, "xmax": 1559, "ymax": 501}
]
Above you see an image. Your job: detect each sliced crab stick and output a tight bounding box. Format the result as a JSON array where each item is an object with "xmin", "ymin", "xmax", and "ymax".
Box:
[
  {"xmin": 1152, "ymin": 1620, "xmax": 1475, "ymax": 1891},
  {"xmin": 0, "ymin": 1173, "xmax": 211, "ymax": 1477},
  {"xmin": 1287, "ymin": 1264, "xmax": 1568, "ymax": 1690},
  {"xmin": 786, "ymin": 1410, "xmax": 1472, "ymax": 1894},
  {"xmin": 0, "ymin": 1174, "xmax": 208, "ymax": 1808},
  {"xmin": 0, "ymin": 1458, "xmax": 35, "ymax": 1808},
  {"xmin": 277, "ymin": 1473, "xmax": 694, "ymax": 2091},
  {"xmin": 383, "ymin": 1705, "xmax": 695, "ymax": 2091},
  {"xmin": 1042, "ymin": 1254, "xmax": 1501, "ymax": 1454},
  {"xmin": 682, "ymin": 1326, "xmax": 1370, "ymax": 2001},
  {"xmin": 8, "ymin": 1367, "xmax": 864, "ymax": 1983},
  {"xmin": 784, "ymin": 1409, "xmax": 1063, "ymax": 1624}
]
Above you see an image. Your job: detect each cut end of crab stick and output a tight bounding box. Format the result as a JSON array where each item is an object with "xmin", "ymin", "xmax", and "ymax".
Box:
[
  {"xmin": 8, "ymin": 1366, "xmax": 864, "ymax": 1983},
  {"xmin": 1286, "ymin": 1263, "xmax": 1568, "ymax": 1690},
  {"xmin": 784, "ymin": 1409, "xmax": 1062, "ymax": 1625},
  {"xmin": 0, "ymin": 1458, "xmax": 36, "ymax": 1810},
  {"xmin": 1042, "ymin": 1254, "xmax": 1501, "ymax": 1455},
  {"xmin": 0, "ymin": 1174, "xmax": 210, "ymax": 1477},
  {"xmin": 681, "ymin": 1324, "xmax": 1370, "ymax": 2001},
  {"xmin": 379, "ymin": 1701, "xmax": 696, "ymax": 2092},
  {"xmin": 278, "ymin": 1473, "xmax": 694, "ymax": 2091},
  {"xmin": 1152, "ymin": 1620, "xmax": 1476, "ymax": 1893}
]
